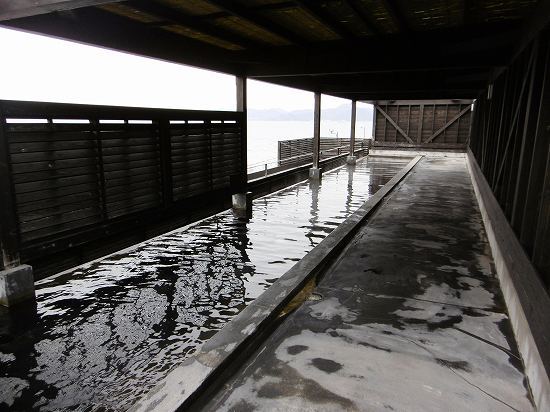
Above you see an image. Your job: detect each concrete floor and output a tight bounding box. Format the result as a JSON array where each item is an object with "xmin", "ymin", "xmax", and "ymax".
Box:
[{"xmin": 203, "ymin": 157, "xmax": 534, "ymax": 412}]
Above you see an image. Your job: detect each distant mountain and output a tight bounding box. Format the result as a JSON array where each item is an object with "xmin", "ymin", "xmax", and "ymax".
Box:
[{"xmin": 248, "ymin": 104, "xmax": 373, "ymax": 121}]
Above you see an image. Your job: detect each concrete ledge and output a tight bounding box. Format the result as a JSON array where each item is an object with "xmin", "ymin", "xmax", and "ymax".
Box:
[
  {"xmin": 131, "ymin": 156, "xmax": 422, "ymax": 412},
  {"xmin": 466, "ymin": 149, "xmax": 550, "ymax": 411},
  {"xmin": 371, "ymin": 149, "xmax": 466, "ymax": 158},
  {"xmin": 0, "ymin": 265, "xmax": 35, "ymax": 307}
]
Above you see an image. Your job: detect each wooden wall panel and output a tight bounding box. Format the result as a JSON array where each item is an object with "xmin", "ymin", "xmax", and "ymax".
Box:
[
  {"xmin": 372, "ymin": 99, "xmax": 473, "ymax": 150},
  {"xmin": 469, "ymin": 28, "xmax": 550, "ymax": 287}
]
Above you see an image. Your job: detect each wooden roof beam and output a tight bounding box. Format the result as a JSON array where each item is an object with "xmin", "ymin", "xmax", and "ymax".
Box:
[
  {"xmin": 193, "ymin": 2, "xmax": 298, "ymax": 22},
  {"xmin": 511, "ymin": 0, "xmax": 550, "ymax": 61},
  {"xmin": 258, "ymin": 71, "xmax": 488, "ymax": 94},
  {"xmin": 462, "ymin": 0, "xmax": 473, "ymax": 26},
  {"xmin": 244, "ymin": 24, "xmax": 517, "ymax": 77},
  {"xmin": 379, "ymin": 0, "xmax": 408, "ymax": 32},
  {"xmin": 127, "ymin": 0, "xmax": 260, "ymax": 49},
  {"xmin": 492, "ymin": 0, "xmax": 550, "ymax": 80},
  {"xmin": 344, "ymin": 0, "xmax": 381, "ymax": 35},
  {"xmin": 294, "ymin": 0, "xmax": 356, "ymax": 40},
  {"xmin": 204, "ymin": 0, "xmax": 306, "ymax": 47},
  {"xmin": 2, "ymin": 6, "xmax": 242, "ymax": 73},
  {"xmin": 0, "ymin": 0, "xmax": 123, "ymax": 21},
  {"xmin": 256, "ymin": 74, "xmax": 480, "ymax": 99}
]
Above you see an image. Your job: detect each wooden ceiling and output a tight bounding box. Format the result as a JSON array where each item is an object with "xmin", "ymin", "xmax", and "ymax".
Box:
[{"xmin": 0, "ymin": 0, "xmax": 546, "ymax": 100}]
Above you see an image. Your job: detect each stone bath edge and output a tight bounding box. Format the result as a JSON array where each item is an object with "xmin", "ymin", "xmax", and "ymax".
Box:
[{"xmin": 467, "ymin": 149, "xmax": 550, "ymax": 411}]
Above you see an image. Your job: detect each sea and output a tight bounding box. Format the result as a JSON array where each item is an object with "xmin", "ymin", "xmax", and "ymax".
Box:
[{"xmin": 247, "ymin": 120, "xmax": 372, "ymax": 169}]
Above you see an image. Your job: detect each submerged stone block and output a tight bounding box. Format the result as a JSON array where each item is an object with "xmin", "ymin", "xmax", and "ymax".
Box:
[
  {"xmin": 309, "ymin": 167, "xmax": 322, "ymax": 180},
  {"xmin": 0, "ymin": 265, "xmax": 35, "ymax": 307},
  {"xmin": 346, "ymin": 155, "xmax": 357, "ymax": 165},
  {"xmin": 232, "ymin": 192, "xmax": 253, "ymax": 218}
]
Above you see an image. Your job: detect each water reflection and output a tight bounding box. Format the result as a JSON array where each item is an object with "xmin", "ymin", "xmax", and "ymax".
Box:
[{"xmin": 0, "ymin": 156, "xmax": 410, "ymax": 411}]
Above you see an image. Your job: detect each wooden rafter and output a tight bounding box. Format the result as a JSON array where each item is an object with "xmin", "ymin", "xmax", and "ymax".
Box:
[
  {"xmin": 204, "ymin": 0, "xmax": 306, "ymax": 46},
  {"xmin": 0, "ymin": 0, "xmax": 123, "ymax": 21},
  {"xmin": 463, "ymin": 0, "xmax": 473, "ymax": 26},
  {"xmin": 193, "ymin": 2, "xmax": 298, "ymax": 22},
  {"xmin": 128, "ymin": 1, "xmax": 261, "ymax": 50},
  {"xmin": 294, "ymin": 0, "xmax": 356, "ymax": 40},
  {"xmin": 379, "ymin": 0, "xmax": 408, "ymax": 32},
  {"xmin": 345, "ymin": 0, "xmax": 381, "ymax": 35}
]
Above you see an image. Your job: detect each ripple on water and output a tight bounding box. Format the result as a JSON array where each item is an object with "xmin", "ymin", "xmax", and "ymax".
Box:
[{"xmin": 0, "ymin": 156, "xmax": 411, "ymax": 411}]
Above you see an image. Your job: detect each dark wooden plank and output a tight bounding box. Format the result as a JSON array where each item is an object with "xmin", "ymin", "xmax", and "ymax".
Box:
[
  {"xmin": 101, "ymin": 151, "xmax": 159, "ymax": 164},
  {"xmin": 104, "ymin": 176, "xmax": 160, "ymax": 190},
  {"xmin": 14, "ymin": 174, "xmax": 99, "ymax": 194},
  {"xmin": 102, "ymin": 157, "xmax": 158, "ymax": 172},
  {"xmin": 9, "ymin": 139, "xmax": 95, "ymax": 154},
  {"xmin": 18, "ymin": 196, "xmax": 101, "ymax": 221},
  {"xmin": 12, "ymin": 164, "xmax": 99, "ymax": 184},
  {"xmin": 16, "ymin": 182, "xmax": 100, "ymax": 204},
  {"xmin": 101, "ymin": 143, "xmax": 159, "ymax": 156},
  {"xmin": 9, "ymin": 148, "xmax": 98, "ymax": 163},
  {"xmin": 20, "ymin": 214, "xmax": 103, "ymax": 243},
  {"xmin": 19, "ymin": 205, "xmax": 102, "ymax": 234},
  {"xmin": 106, "ymin": 193, "xmax": 161, "ymax": 213},
  {"xmin": 104, "ymin": 185, "xmax": 156, "ymax": 203}
]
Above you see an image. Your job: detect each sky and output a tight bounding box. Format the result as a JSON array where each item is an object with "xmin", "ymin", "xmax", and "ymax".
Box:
[
  {"xmin": 0, "ymin": 26, "xmax": 352, "ymax": 112},
  {"xmin": 0, "ymin": 26, "xmax": 373, "ymax": 168}
]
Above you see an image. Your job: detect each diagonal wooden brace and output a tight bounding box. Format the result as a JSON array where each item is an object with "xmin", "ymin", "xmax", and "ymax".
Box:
[
  {"xmin": 375, "ymin": 105, "xmax": 414, "ymax": 144},
  {"xmin": 424, "ymin": 105, "xmax": 472, "ymax": 144}
]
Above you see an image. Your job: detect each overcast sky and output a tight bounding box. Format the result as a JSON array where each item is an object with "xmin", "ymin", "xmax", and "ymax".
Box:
[{"xmin": 0, "ymin": 26, "xmax": 350, "ymax": 112}]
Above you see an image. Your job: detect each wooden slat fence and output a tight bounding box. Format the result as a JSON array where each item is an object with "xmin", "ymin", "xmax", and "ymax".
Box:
[
  {"xmin": 278, "ymin": 137, "xmax": 369, "ymax": 167},
  {"xmin": 0, "ymin": 100, "xmax": 244, "ymax": 270}
]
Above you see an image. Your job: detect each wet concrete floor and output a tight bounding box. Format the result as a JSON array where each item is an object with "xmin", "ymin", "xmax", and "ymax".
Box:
[
  {"xmin": 0, "ymin": 156, "xmax": 411, "ymax": 411},
  {"xmin": 203, "ymin": 157, "xmax": 534, "ymax": 412}
]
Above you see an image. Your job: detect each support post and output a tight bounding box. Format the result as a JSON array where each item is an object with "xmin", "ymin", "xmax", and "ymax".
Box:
[
  {"xmin": 0, "ymin": 108, "xmax": 35, "ymax": 307},
  {"xmin": 233, "ymin": 76, "xmax": 252, "ymax": 217},
  {"xmin": 236, "ymin": 76, "xmax": 247, "ymax": 185},
  {"xmin": 232, "ymin": 192, "xmax": 253, "ymax": 219},
  {"xmin": 347, "ymin": 100, "xmax": 357, "ymax": 165},
  {"xmin": 310, "ymin": 92, "xmax": 322, "ymax": 180}
]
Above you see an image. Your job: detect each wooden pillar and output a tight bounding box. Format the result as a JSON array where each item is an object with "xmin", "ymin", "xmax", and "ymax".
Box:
[
  {"xmin": 312, "ymin": 92, "xmax": 321, "ymax": 169},
  {"xmin": 233, "ymin": 76, "xmax": 251, "ymax": 217},
  {"xmin": 236, "ymin": 76, "xmax": 247, "ymax": 187},
  {"xmin": 347, "ymin": 100, "xmax": 357, "ymax": 164}
]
